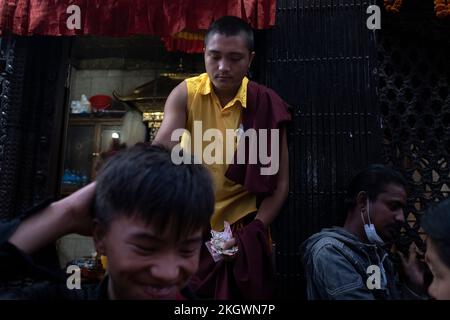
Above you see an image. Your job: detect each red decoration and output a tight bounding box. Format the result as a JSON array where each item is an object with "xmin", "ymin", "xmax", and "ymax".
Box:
[{"xmin": 0, "ymin": 0, "xmax": 275, "ymax": 53}]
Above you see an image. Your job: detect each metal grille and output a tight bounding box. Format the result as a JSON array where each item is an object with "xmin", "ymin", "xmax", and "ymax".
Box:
[
  {"xmin": 0, "ymin": 35, "xmax": 70, "ymax": 219},
  {"xmin": 256, "ymin": 0, "xmax": 379, "ymax": 298},
  {"xmin": 377, "ymin": 18, "xmax": 450, "ymax": 249},
  {"xmin": 0, "ymin": 34, "xmax": 25, "ymax": 220}
]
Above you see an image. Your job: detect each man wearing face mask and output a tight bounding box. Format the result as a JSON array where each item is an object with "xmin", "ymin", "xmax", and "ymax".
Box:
[{"xmin": 301, "ymin": 164, "xmax": 427, "ymax": 300}]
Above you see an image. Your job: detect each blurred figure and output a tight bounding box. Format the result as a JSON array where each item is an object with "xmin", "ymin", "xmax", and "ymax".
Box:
[{"xmin": 422, "ymin": 198, "xmax": 450, "ymax": 300}]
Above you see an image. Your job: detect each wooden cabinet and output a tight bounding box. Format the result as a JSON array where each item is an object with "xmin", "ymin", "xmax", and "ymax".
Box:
[{"xmin": 60, "ymin": 114, "xmax": 124, "ymax": 196}]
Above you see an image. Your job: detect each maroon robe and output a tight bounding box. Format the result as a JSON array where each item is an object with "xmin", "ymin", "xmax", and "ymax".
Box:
[
  {"xmin": 189, "ymin": 218, "xmax": 275, "ymax": 299},
  {"xmin": 225, "ymin": 80, "xmax": 292, "ymax": 196}
]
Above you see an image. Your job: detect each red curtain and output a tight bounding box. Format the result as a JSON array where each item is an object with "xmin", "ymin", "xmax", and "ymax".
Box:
[{"xmin": 0, "ymin": 0, "xmax": 275, "ymax": 52}]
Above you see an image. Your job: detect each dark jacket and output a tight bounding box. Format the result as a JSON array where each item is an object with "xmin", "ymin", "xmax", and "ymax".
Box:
[{"xmin": 301, "ymin": 227, "xmax": 427, "ymax": 300}]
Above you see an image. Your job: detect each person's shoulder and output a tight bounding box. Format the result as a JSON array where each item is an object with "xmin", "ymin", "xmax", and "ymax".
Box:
[
  {"xmin": 312, "ymin": 235, "xmax": 346, "ymax": 254},
  {"xmin": 247, "ymin": 80, "xmax": 289, "ymax": 109},
  {"xmin": 248, "ymin": 79, "xmax": 281, "ymax": 93},
  {"xmin": 184, "ymin": 73, "xmax": 209, "ymax": 97},
  {"xmin": 303, "ymin": 230, "xmax": 349, "ymax": 260},
  {"xmin": 305, "ymin": 229, "xmax": 346, "ymax": 248},
  {"xmin": 185, "ymin": 73, "xmax": 208, "ymax": 86},
  {"xmin": 247, "ymin": 80, "xmax": 276, "ymax": 95}
]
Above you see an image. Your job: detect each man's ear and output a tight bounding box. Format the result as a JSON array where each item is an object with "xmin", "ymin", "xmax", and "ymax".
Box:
[
  {"xmin": 249, "ymin": 51, "xmax": 256, "ymax": 68},
  {"xmin": 92, "ymin": 219, "xmax": 107, "ymax": 256},
  {"xmin": 356, "ymin": 191, "xmax": 368, "ymax": 211}
]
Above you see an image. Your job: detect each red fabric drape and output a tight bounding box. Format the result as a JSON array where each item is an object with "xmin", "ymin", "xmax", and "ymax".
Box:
[{"xmin": 0, "ymin": 0, "xmax": 275, "ymax": 52}]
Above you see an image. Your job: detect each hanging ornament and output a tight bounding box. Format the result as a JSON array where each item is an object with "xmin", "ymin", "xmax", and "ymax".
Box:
[
  {"xmin": 434, "ymin": 0, "xmax": 448, "ymax": 18},
  {"xmin": 384, "ymin": 0, "xmax": 404, "ymax": 13}
]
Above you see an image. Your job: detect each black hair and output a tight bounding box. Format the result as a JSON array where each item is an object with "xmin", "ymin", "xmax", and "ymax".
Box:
[
  {"xmin": 344, "ymin": 164, "xmax": 407, "ymax": 212},
  {"xmin": 422, "ymin": 198, "xmax": 450, "ymax": 268},
  {"xmin": 204, "ymin": 15, "xmax": 254, "ymax": 52},
  {"xmin": 95, "ymin": 144, "xmax": 214, "ymax": 241}
]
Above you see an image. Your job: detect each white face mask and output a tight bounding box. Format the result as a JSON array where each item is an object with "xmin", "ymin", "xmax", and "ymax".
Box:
[{"xmin": 361, "ymin": 198, "xmax": 385, "ymax": 245}]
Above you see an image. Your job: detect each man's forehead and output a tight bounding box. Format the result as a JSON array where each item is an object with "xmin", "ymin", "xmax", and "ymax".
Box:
[
  {"xmin": 120, "ymin": 229, "xmax": 203, "ymax": 248},
  {"xmin": 378, "ymin": 184, "xmax": 407, "ymax": 201},
  {"xmin": 127, "ymin": 229, "xmax": 202, "ymax": 243},
  {"xmin": 205, "ymin": 32, "xmax": 249, "ymax": 52},
  {"xmin": 110, "ymin": 215, "xmax": 203, "ymax": 242}
]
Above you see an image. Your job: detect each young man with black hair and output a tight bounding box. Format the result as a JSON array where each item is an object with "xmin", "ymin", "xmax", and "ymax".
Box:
[
  {"xmin": 422, "ymin": 198, "xmax": 450, "ymax": 300},
  {"xmin": 0, "ymin": 145, "xmax": 214, "ymax": 299},
  {"xmin": 301, "ymin": 164, "xmax": 427, "ymax": 300},
  {"xmin": 154, "ymin": 16, "xmax": 291, "ymax": 299}
]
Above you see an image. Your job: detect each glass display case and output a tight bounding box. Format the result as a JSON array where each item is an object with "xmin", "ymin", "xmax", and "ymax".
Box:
[{"xmin": 60, "ymin": 114, "xmax": 124, "ymax": 196}]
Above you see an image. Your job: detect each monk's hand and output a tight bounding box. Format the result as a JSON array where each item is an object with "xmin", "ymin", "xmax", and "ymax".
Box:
[
  {"xmin": 220, "ymin": 238, "xmax": 237, "ymax": 261},
  {"xmin": 222, "ymin": 238, "xmax": 237, "ymax": 250},
  {"xmin": 398, "ymin": 242, "xmax": 426, "ymax": 294}
]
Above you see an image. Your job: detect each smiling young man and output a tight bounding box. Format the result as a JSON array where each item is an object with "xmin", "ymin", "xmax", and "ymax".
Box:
[
  {"xmin": 301, "ymin": 164, "xmax": 427, "ymax": 300},
  {"xmin": 0, "ymin": 145, "xmax": 214, "ymax": 300},
  {"xmin": 154, "ymin": 16, "xmax": 291, "ymax": 299}
]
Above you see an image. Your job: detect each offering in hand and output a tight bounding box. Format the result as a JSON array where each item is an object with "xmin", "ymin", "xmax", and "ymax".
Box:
[{"xmin": 206, "ymin": 221, "xmax": 238, "ymax": 262}]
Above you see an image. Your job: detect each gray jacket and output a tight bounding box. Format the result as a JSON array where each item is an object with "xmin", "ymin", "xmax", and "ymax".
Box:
[{"xmin": 301, "ymin": 227, "xmax": 423, "ymax": 300}]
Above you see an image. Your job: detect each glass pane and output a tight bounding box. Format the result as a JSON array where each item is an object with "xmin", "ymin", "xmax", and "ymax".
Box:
[{"xmin": 61, "ymin": 125, "xmax": 95, "ymax": 193}]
